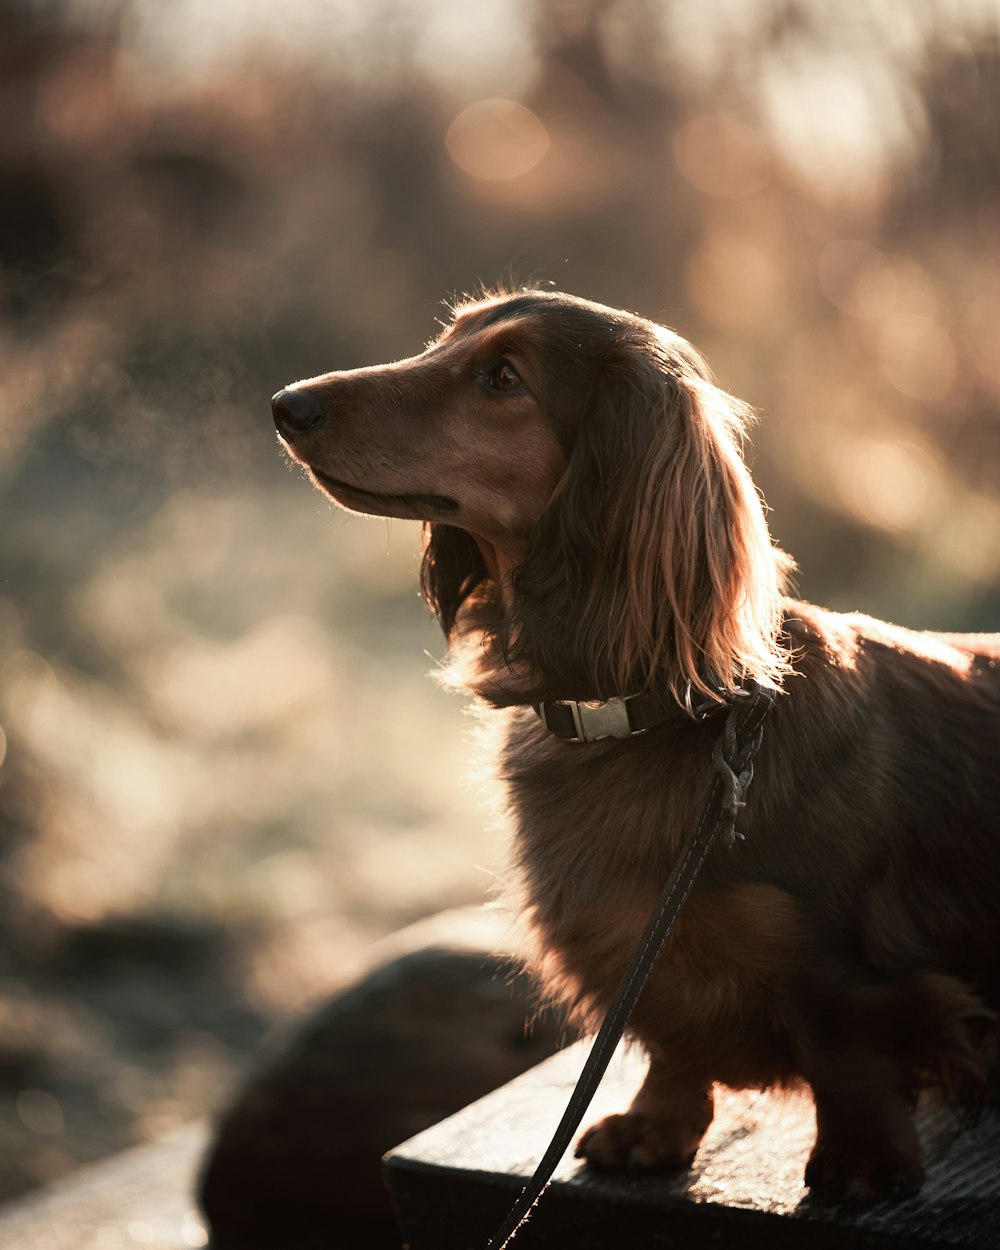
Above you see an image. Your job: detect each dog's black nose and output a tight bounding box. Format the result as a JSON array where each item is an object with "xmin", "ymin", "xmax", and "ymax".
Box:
[{"xmin": 272, "ymin": 388, "xmax": 324, "ymax": 438}]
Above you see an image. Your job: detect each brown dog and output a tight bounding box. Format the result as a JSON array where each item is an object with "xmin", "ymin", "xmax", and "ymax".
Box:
[{"xmin": 272, "ymin": 288, "xmax": 999, "ymax": 1202}]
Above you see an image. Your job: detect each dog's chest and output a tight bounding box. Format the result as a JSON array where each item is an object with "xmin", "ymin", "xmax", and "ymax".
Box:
[
  {"xmin": 495, "ymin": 712, "xmax": 803, "ymax": 1068},
  {"xmin": 498, "ymin": 711, "xmax": 709, "ymax": 976}
]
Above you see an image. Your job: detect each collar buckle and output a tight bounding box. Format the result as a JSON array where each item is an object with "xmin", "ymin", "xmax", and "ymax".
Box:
[{"xmin": 540, "ymin": 697, "xmax": 638, "ymax": 742}]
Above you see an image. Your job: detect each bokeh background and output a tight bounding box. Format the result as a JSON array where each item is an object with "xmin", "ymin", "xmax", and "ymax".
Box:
[{"xmin": 1, "ymin": 0, "xmax": 998, "ymax": 1204}]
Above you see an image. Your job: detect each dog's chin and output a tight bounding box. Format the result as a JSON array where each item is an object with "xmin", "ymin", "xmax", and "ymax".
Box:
[{"xmin": 309, "ymin": 466, "xmax": 459, "ymax": 520}]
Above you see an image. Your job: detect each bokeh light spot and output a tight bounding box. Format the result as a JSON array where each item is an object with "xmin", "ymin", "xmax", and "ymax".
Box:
[
  {"xmin": 819, "ymin": 240, "xmax": 897, "ymax": 319},
  {"xmin": 964, "ymin": 294, "xmax": 1000, "ymax": 400},
  {"xmin": 17, "ymin": 1089, "xmax": 65, "ymax": 1136},
  {"xmin": 181, "ymin": 1212, "xmax": 209, "ymax": 1247},
  {"xmin": 835, "ymin": 436, "xmax": 940, "ymax": 532},
  {"xmin": 445, "ymin": 99, "xmax": 550, "ymax": 181},
  {"xmin": 684, "ymin": 229, "xmax": 787, "ymax": 331},
  {"xmin": 879, "ymin": 313, "xmax": 956, "ymax": 402},
  {"xmin": 673, "ymin": 114, "xmax": 770, "ymax": 199}
]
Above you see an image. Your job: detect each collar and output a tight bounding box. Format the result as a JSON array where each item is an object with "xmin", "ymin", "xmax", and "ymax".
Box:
[{"xmin": 534, "ymin": 685, "xmax": 729, "ymax": 742}]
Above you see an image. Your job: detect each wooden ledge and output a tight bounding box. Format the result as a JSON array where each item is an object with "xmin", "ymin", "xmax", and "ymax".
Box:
[
  {"xmin": 384, "ymin": 1042, "xmax": 1000, "ymax": 1249},
  {"xmin": 1, "ymin": 1048, "xmax": 995, "ymax": 1250}
]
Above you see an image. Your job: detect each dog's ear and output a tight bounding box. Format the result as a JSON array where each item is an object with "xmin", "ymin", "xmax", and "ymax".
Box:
[
  {"xmin": 508, "ymin": 334, "xmax": 790, "ymax": 701},
  {"xmin": 420, "ymin": 523, "xmax": 488, "ymax": 636}
]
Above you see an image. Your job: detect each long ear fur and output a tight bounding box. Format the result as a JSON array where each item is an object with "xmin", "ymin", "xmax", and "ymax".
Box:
[
  {"xmin": 420, "ymin": 523, "xmax": 488, "ymax": 636},
  {"xmin": 502, "ymin": 329, "xmax": 791, "ymax": 702}
]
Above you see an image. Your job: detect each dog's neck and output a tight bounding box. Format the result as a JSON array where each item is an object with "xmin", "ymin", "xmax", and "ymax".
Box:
[
  {"xmin": 470, "ymin": 535, "xmax": 524, "ymax": 611},
  {"xmin": 447, "ymin": 585, "xmax": 640, "ymax": 712}
]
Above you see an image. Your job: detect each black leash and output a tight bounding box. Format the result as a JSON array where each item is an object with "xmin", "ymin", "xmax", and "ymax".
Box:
[{"xmin": 484, "ymin": 682, "xmax": 776, "ymax": 1249}]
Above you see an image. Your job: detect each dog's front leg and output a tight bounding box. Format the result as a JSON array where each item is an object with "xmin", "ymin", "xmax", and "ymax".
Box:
[{"xmin": 575, "ymin": 1050, "xmax": 714, "ymax": 1172}]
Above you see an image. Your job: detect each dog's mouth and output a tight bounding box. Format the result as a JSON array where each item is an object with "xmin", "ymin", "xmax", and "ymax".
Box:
[{"xmin": 310, "ymin": 467, "xmax": 459, "ymax": 515}]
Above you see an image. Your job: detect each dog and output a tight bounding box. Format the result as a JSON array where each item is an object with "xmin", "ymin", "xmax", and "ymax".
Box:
[{"xmin": 271, "ymin": 288, "xmax": 999, "ymax": 1202}]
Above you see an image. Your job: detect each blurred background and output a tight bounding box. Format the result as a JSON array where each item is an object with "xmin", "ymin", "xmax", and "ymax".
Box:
[{"xmin": 1, "ymin": 0, "xmax": 998, "ymax": 1205}]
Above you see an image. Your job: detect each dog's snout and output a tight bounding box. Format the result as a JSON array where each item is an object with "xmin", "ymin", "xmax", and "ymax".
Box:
[{"xmin": 272, "ymin": 388, "xmax": 324, "ymax": 438}]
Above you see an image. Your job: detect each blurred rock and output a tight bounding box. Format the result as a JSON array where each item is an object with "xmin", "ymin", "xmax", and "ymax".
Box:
[{"xmin": 198, "ymin": 907, "xmax": 560, "ymax": 1250}]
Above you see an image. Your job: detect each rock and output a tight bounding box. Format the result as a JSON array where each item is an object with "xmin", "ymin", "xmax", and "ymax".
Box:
[{"xmin": 199, "ymin": 908, "xmax": 560, "ymax": 1250}]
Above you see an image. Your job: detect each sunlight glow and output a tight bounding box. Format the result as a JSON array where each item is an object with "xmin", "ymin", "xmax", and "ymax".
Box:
[{"xmin": 446, "ymin": 99, "xmax": 551, "ymax": 181}]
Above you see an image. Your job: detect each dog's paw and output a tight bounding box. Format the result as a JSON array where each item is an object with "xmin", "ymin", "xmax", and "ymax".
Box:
[
  {"xmin": 804, "ymin": 1134, "xmax": 925, "ymax": 1203},
  {"xmin": 575, "ymin": 1111, "xmax": 702, "ymax": 1172}
]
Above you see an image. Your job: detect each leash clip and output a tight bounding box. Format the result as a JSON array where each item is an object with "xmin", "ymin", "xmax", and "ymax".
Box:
[
  {"xmin": 683, "ymin": 679, "xmax": 725, "ymax": 722},
  {"xmin": 711, "ymin": 683, "xmax": 768, "ymax": 847}
]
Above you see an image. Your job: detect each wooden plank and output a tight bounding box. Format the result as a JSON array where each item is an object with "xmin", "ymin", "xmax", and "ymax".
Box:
[
  {"xmin": 0, "ymin": 1124, "xmax": 209, "ymax": 1250},
  {"xmin": 384, "ymin": 1042, "xmax": 1000, "ymax": 1250},
  {"xmin": 2, "ymin": 1044, "xmax": 995, "ymax": 1250}
]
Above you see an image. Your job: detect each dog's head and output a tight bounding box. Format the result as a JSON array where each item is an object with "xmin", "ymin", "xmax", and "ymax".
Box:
[{"xmin": 274, "ymin": 289, "xmax": 790, "ymax": 702}]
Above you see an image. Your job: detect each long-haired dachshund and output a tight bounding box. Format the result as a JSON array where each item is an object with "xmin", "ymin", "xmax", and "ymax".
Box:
[{"xmin": 272, "ymin": 288, "xmax": 999, "ymax": 1202}]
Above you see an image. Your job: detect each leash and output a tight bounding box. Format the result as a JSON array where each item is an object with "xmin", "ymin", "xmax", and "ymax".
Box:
[{"xmin": 484, "ymin": 681, "xmax": 776, "ymax": 1249}]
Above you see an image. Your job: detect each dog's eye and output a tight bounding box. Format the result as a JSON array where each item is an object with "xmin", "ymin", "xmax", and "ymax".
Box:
[{"xmin": 486, "ymin": 360, "xmax": 523, "ymax": 392}]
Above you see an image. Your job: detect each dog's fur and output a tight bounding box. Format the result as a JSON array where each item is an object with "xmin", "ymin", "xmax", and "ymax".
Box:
[{"xmin": 273, "ymin": 288, "xmax": 999, "ymax": 1201}]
